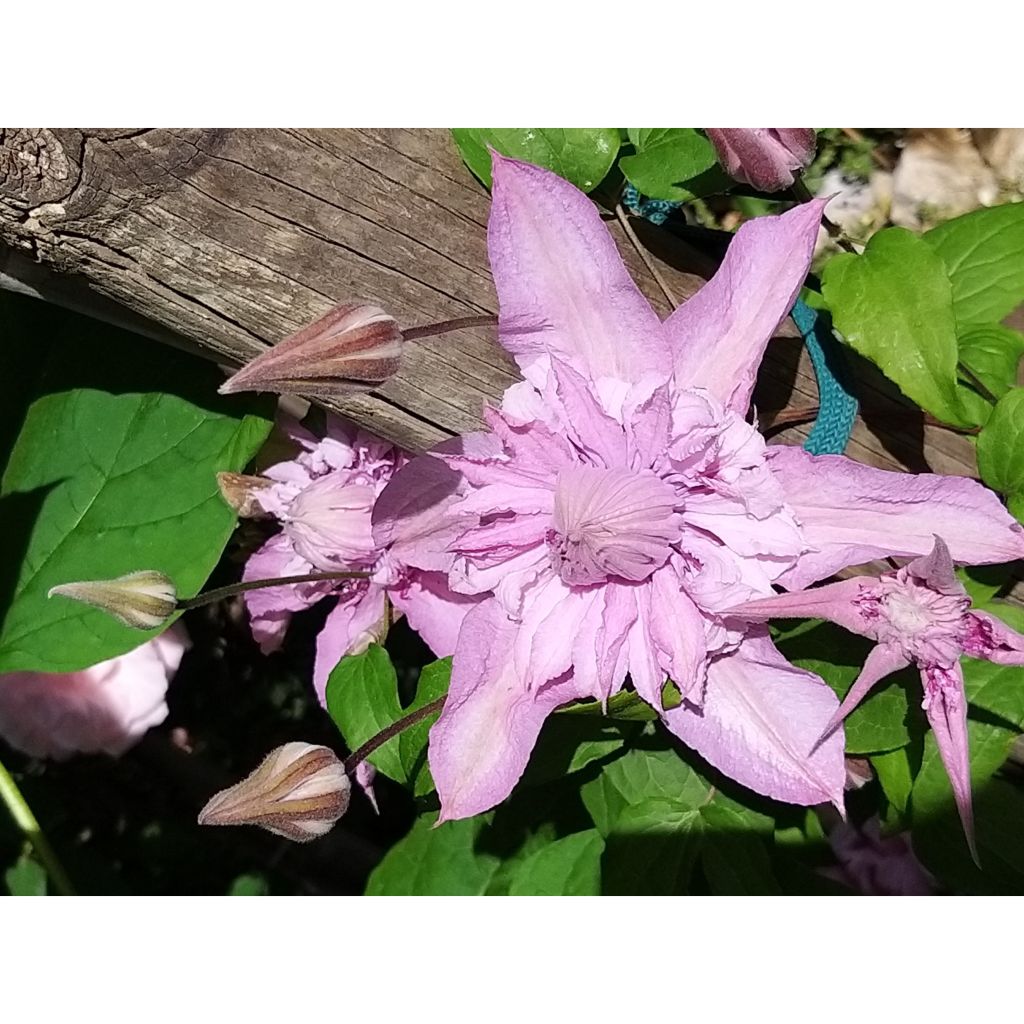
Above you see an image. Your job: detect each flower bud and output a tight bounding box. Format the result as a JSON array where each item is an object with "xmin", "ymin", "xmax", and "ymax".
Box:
[
  {"xmin": 217, "ymin": 471, "xmax": 272, "ymax": 518},
  {"xmin": 219, "ymin": 302, "xmax": 404, "ymax": 398},
  {"xmin": 705, "ymin": 129, "xmax": 817, "ymax": 192},
  {"xmin": 198, "ymin": 742, "xmax": 350, "ymax": 842},
  {"xmin": 48, "ymin": 570, "xmax": 177, "ymax": 630}
]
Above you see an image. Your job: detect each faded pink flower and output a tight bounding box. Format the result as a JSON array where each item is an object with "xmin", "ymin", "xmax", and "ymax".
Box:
[
  {"xmin": 243, "ymin": 415, "xmax": 476, "ymax": 703},
  {"xmin": 728, "ymin": 536, "xmax": 1024, "ymax": 859},
  {"xmin": 823, "ymin": 817, "xmax": 935, "ymax": 895},
  {"xmin": 706, "ymin": 129, "xmax": 817, "ymax": 192},
  {"xmin": 373, "ymin": 155, "xmax": 1024, "ymax": 823},
  {"xmin": 0, "ymin": 626, "xmax": 189, "ymax": 759}
]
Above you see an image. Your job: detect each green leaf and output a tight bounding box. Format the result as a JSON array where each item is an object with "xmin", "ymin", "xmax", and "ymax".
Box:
[
  {"xmin": 507, "ymin": 830, "xmax": 604, "ymax": 895},
  {"xmin": 871, "ymin": 747, "xmax": 915, "ymax": 814},
  {"xmin": 398, "ymin": 657, "xmax": 451, "ymax": 796},
  {"xmin": 325, "ymin": 645, "xmax": 404, "ymax": 780},
  {"xmin": 962, "ymin": 656, "xmax": 1024, "ymax": 732},
  {"xmin": 619, "ymin": 128, "xmax": 729, "ymax": 202},
  {"xmin": 523, "ymin": 716, "xmax": 640, "ymax": 789},
  {"xmin": 958, "ymin": 324, "xmax": 1024, "ymax": 400},
  {"xmin": 0, "ymin": 293, "xmax": 272, "ymax": 673},
  {"xmin": 822, "ymin": 228, "xmax": 976, "ymax": 427},
  {"xmin": 775, "ymin": 621, "xmax": 913, "ymax": 753},
  {"xmin": 925, "ymin": 202, "xmax": 1024, "ymax": 328},
  {"xmin": 365, "ymin": 814, "xmax": 500, "ymax": 895},
  {"xmin": 227, "ymin": 872, "xmax": 269, "ymax": 896},
  {"xmin": 451, "ymin": 129, "xmax": 620, "ymax": 193},
  {"xmin": 957, "ymin": 563, "xmax": 1012, "ymax": 605},
  {"xmin": 699, "ymin": 803, "xmax": 782, "ymax": 895},
  {"xmin": 4, "ymin": 853, "xmax": 47, "ymax": 896},
  {"xmin": 976, "ymin": 387, "xmax": 1024, "ymax": 502}
]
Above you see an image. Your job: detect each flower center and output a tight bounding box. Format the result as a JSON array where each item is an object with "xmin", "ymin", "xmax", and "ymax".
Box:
[
  {"xmin": 284, "ymin": 476, "xmax": 377, "ymax": 571},
  {"xmin": 547, "ymin": 466, "xmax": 681, "ymax": 586}
]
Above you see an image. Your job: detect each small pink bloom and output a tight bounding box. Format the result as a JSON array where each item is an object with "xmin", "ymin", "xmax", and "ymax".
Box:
[
  {"xmin": 705, "ymin": 129, "xmax": 817, "ymax": 192},
  {"xmin": 374, "ymin": 156, "xmax": 1024, "ymax": 824},
  {"xmin": 728, "ymin": 536, "xmax": 1024, "ymax": 860},
  {"xmin": 242, "ymin": 415, "xmax": 476, "ymax": 703},
  {"xmin": 0, "ymin": 626, "xmax": 189, "ymax": 759}
]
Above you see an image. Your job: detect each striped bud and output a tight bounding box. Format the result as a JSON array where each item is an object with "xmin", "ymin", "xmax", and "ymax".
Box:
[
  {"xmin": 217, "ymin": 472, "xmax": 272, "ymax": 518},
  {"xmin": 219, "ymin": 302, "xmax": 404, "ymax": 398},
  {"xmin": 198, "ymin": 742, "xmax": 350, "ymax": 842},
  {"xmin": 48, "ymin": 570, "xmax": 177, "ymax": 630}
]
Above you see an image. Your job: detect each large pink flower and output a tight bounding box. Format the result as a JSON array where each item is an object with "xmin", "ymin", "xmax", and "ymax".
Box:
[
  {"xmin": 0, "ymin": 626, "xmax": 189, "ymax": 759},
  {"xmin": 243, "ymin": 415, "xmax": 477, "ymax": 702},
  {"xmin": 374, "ymin": 155, "xmax": 1024, "ymax": 822}
]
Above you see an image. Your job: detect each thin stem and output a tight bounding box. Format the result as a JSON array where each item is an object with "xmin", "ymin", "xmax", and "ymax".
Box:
[
  {"xmin": 791, "ymin": 177, "xmax": 858, "ymax": 253},
  {"xmin": 178, "ymin": 571, "xmax": 370, "ymax": 610},
  {"xmin": 402, "ymin": 315, "xmax": 498, "ymax": 342},
  {"xmin": 958, "ymin": 361, "xmax": 999, "ymax": 405},
  {"xmin": 343, "ymin": 696, "xmax": 447, "ymax": 775},
  {"xmin": 614, "ymin": 200, "xmax": 679, "ymax": 308},
  {"xmin": 0, "ymin": 757, "xmax": 75, "ymax": 896}
]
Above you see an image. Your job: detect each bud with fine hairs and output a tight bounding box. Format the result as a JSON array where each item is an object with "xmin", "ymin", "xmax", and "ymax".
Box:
[
  {"xmin": 705, "ymin": 129, "xmax": 817, "ymax": 192},
  {"xmin": 198, "ymin": 742, "xmax": 351, "ymax": 842},
  {"xmin": 217, "ymin": 471, "xmax": 272, "ymax": 518},
  {"xmin": 48, "ymin": 570, "xmax": 177, "ymax": 630},
  {"xmin": 219, "ymin": 302, "xmax": 404, "ymax": 398}
]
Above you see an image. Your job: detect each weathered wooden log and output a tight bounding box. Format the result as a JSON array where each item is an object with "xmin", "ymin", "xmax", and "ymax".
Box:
[{"xmin": 0, "ymin": 127, "xmax": 979, "ymax": 482}]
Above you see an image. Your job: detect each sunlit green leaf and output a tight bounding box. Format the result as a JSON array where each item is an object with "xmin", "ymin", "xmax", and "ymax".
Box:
[{"xmin": 620, "ymin": 128, "xmax": 729, "ymax": 202}]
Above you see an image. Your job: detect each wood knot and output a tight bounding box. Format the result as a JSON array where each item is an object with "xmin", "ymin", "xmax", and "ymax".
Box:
[{"xmin": 1, "ymin": 128, "xmax": 74, "ymax": 203}]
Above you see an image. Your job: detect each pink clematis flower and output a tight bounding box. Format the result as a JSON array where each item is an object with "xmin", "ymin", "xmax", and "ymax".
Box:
[
  {"xmin": 727, "ymin": 536, "xmax": 1024, "ymax": 859},
  {"xmin": 243, "ymin": 415, "xmax": 476, "ymax": 703},
  {"xmin": 373, "ymin": 155, "xmax": 1024, "ymax": 823},
  {"xmin": 705, "ymin": 129, "xmax": 817, "ymax": 192},
  {"xmin": 0, "ymin": 626, "xmax": 189, "ymax": 760}
]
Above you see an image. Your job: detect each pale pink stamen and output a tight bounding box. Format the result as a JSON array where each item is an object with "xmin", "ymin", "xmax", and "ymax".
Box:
[{"xmin": 547, "ymin": 466, "xmax": 681, "ymax": 586}]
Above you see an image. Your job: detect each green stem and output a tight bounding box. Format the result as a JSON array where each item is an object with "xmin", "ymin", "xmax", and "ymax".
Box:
[
  {"xmin": 958, "ymin": 361, "xmax": 999, "ymax": 405},
  {"xmin": 177, "ymin": 571, "xmax": 370, "ymax": 611},
  {"xmin": 0, "ymin": 757, "xmax": 75, "ymax": 896},
  {"xmin": 792, "ymin": 176, "xmax": 857, "ymax": 253}
]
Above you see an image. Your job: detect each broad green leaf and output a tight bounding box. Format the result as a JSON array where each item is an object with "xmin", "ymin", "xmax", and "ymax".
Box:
[
  {"xmin": 699, "ymin": 804, "xmax": 782, "ymax": 895},
  {"xmin": 558, "ymin": 680, "xmax": 681, "ymax": 721},
  {"xmin": 958, "ymin": 324, "xmax": 1024, "ymax": 399},
  {"xmin": 325, "ymin": 645, "xmax": 404, "ymax": 780},
  {"xmin": 822, "ymin": 228, "xmax": 976, "ymax": 427},
  {"xmin": 914, "ymin": 778, "xmax": 1024, "ymax": 895},
  {"xmin": 5, "ymin": 853, "xmax": 47, "ymax": 896},
  {"xmin": 227, "ymin": 872, "xmax": 269, "ymax": 896},
  {"xmin": 365, "ymin": 814, "xmax": 500, "ymax": 895},
  {"xmin": 775, "ymin": 621, "xmax": 913, "ymax": 753},
  {"xmin": 871, "ymin": 746, "xmax": 915, "ymax": 814},
  {"xmin": 976, "ymin": 387, "xmax": 1024, "ymax": 502},
  {"xmin": 957, "ymin": 563, "xmax": 1012, "ymax": 605},
  {"xmin": 523, "ymin": 717, "xmax": 640, "ymax": 789},
  {"xmin": 925, "ymin": 202, "xmax": 1024, "ymax": 328},
  {"xmin": 398, "ymin": 657, "xmax": 451, "ymax": 796},
  {"xmin": 451, "ymin": 129, "xmax": 620, "ymax": 192},
  {"xmin": 507, "ymin": 830, "xmax": 604, "ymax": 896},
  {"xmin": 962, "ymin": 656, "xmax": 1024, "ymax": 732},
  {"xmin": 601, "ymin": 799, "xmax": 704, "ymax": 895},
  {"xmin": 0, "ymin": 293, "xmax": 272, "ymax": 673},
  {"xmin": 619, "ymin": 128, "xmax": 729, "ymax": 202}
]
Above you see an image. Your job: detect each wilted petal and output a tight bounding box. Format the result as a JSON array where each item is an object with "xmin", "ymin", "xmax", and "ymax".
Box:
[
  {"xmin": 963, "ymin": 610, "xmax": 1024, "ymax": 665},
  {"xmin": 817, "ymin": 642, "xmax": 910, "ymax": 745},
  {"xmin": 355, "ymin": 761, "xmax": 380, "ymax": 814},
  {"xmin": 726, "ymin": 577, "xmax": 876, "ymax": 638},
  {"xmin": 665, "ymin": 199, "xmax": 826, "ymax": 413},
  {"xmin": 921, "ymin": 662, "xmax": 977, "ymax": 863},
  {"xmin": 487, "ymin": 154, "xmax": 670, "ymax": 388},
  {"xmin": 220, "ymin": 303, "xmax": 403, "ymax": 397},
  {"xmin": 429, "ymin": 600, "xmax": 588, "ymax": 821},
  {"xmin": 662, "ymin": 631, "xmax": 847, "ymax": 809},
  {"xmin": 312, "ymin": 585, "xmax": 387, "ymax": 705},
  {"xmin": 217, "ymin": 471, "xmax": 273, "ymax": 518},
  {"xmin": 768, "ymin": 446, "xmax": 1024, "ymax": 588}
]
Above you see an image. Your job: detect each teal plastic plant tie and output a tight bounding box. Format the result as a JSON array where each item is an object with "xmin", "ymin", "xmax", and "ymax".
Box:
[{"xmin": 622, "ymin": 186, "xmax": 858, "ymax": 453}]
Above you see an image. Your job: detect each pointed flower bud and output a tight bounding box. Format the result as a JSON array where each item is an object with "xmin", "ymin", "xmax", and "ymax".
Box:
[
  {"xmin": 198, "ymin": 742, "xmax": 350, "ymax": 842},
  {"xmin": 219, "ymin": 302, "xmax": 404, "ymax": 398},
  {"xmin": 705, "ymin": 129, "xmax": 817, "ymax": 192},
  {"xmin": 217, "ymin": 471, "xmax": 272, "ymax": 518},
  {"xmin": 48, "ymin": 570, "xmax": 177, "ymax": 630}
]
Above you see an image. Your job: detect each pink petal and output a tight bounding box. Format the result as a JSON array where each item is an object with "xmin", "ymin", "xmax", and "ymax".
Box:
[
  {"xmin": 665, "ymin": 200, "xmax": 826, "ymax": 413},
  {"xmin": 817, "ymin": 642, "xmax": 910, "ymax": 745},
  {"xmin": 388, "ymin": 570, "xmax": 481, "ymax": 658},
  {"xmin": 547, "ymin": 357, "xmax": 628, "ymax": 469},
  {"xmin": 921, "ymin": 662, "xmax": 977, "ymax": 863},
  {"xmin": 726, "ymin": 577, "xmax": 876, "ymax": 638},
  {"xmin": 647, "ymin": 567, "xmax": 708, "ymax": 699},
  {"xmin": 768, "ymin": 446, "xmax": 1024, "ymax": 588},
  {"xmin": 487, "ymin": 154, "xmax": 670, "ymax": 387},
  {"xmin": 429, "ymin": 600, "xmax": 588, "ymax": 821},
  {"xmin": 662, "ymin": 631, "xmax": 847, "ymax": 809},
  {"xmin": 964, "ymin": 610, "xmax": 1024, "ymax": 666},
  {"xmin": 571, "ymin": 582, "xmax": 636, "ymax": 703},
  {"xmin": 905, "ymin": 536, "xmax": 960, "ymax": 593},
  {"xmin": 312, "ymin": 585, "xmax": 387, "ymax": 705}
]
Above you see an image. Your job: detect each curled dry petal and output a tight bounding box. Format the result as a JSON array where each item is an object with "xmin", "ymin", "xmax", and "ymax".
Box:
[
  {"xmin": 217, "ymin": 471, "xmax": 273, "ymax": 518},
  {"xmin": 48, "ymin": 570, "xmax": 177, "ymax": 630},
  {"xmin": 198, "ymin": 742, "xmax": 351, "ymax": 842},
  {"xmin": 219, "ymin": 302, "xmax": 404, "ymax": 397}
]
